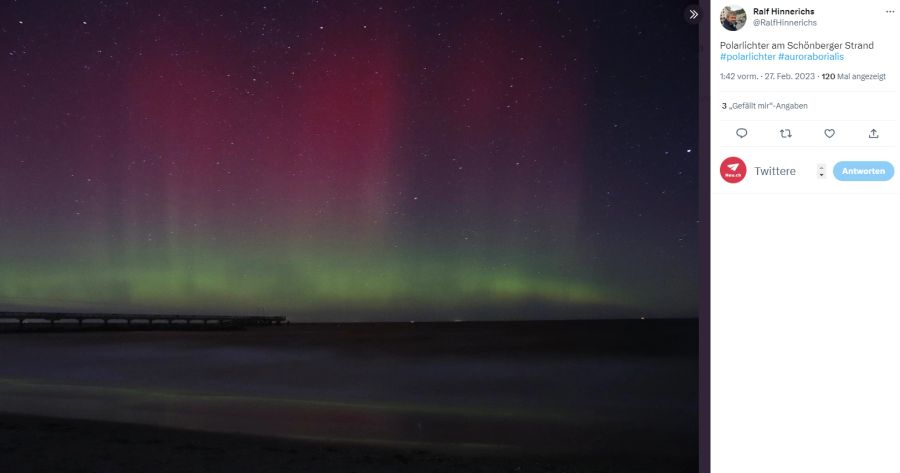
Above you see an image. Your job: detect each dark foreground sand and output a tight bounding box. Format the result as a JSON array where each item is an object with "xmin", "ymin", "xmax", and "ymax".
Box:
[{"xmin": 0, "ymin": 413, "xmax": 696, "ymax": 473}]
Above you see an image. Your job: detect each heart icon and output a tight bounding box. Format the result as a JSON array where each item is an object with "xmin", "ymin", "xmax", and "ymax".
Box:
[{"xmin": 824, "ymin": 129, "xmax": 836, "ymax": 138}]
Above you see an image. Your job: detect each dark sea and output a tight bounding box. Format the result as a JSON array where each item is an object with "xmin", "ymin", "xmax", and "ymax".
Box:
[{"xmin": 0, "ymin": 320, "xmax": 697, "ymax": 460}]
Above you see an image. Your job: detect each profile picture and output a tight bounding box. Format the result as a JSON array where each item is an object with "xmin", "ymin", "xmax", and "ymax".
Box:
[{"xmin": 720, "ymin": 5, "xmax": 747, "ymax": 31}]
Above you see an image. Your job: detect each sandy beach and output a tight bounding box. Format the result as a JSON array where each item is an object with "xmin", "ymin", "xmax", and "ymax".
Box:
[{"xmin": 0, "ymin": 412, "xmax": 696, "ymax": 473}]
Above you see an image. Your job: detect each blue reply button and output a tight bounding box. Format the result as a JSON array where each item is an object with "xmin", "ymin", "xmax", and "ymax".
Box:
[{"xmin": 833, "ymin": 161, "xmax": 894, "ymax": 182}]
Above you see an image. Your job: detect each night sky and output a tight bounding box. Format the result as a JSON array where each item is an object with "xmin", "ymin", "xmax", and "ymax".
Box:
[{"xmin": 0, "ymin": 1, "xmax": 698, "ymax": 320}]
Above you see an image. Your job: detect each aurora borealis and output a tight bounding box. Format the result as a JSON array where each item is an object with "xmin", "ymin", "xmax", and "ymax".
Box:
[{"xmin": 0, "ymin": 1, "xmax": 698, "ymax": 320}]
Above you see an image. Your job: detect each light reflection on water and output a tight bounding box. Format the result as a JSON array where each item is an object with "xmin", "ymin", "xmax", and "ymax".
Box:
[{"xmin": 0, "ymin": 323, "xmax": 697, "ymax": 455}]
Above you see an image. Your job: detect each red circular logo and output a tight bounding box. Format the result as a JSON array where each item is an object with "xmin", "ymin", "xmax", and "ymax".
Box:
[{"xmin": 720, "ymin": 157, "xmax": 746, "ymax": 183}]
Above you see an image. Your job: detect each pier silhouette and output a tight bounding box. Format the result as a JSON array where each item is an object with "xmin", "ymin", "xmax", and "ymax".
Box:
[{"xmin": 0, "ymin": 311, "xmax": 286, "ymax": 330}]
